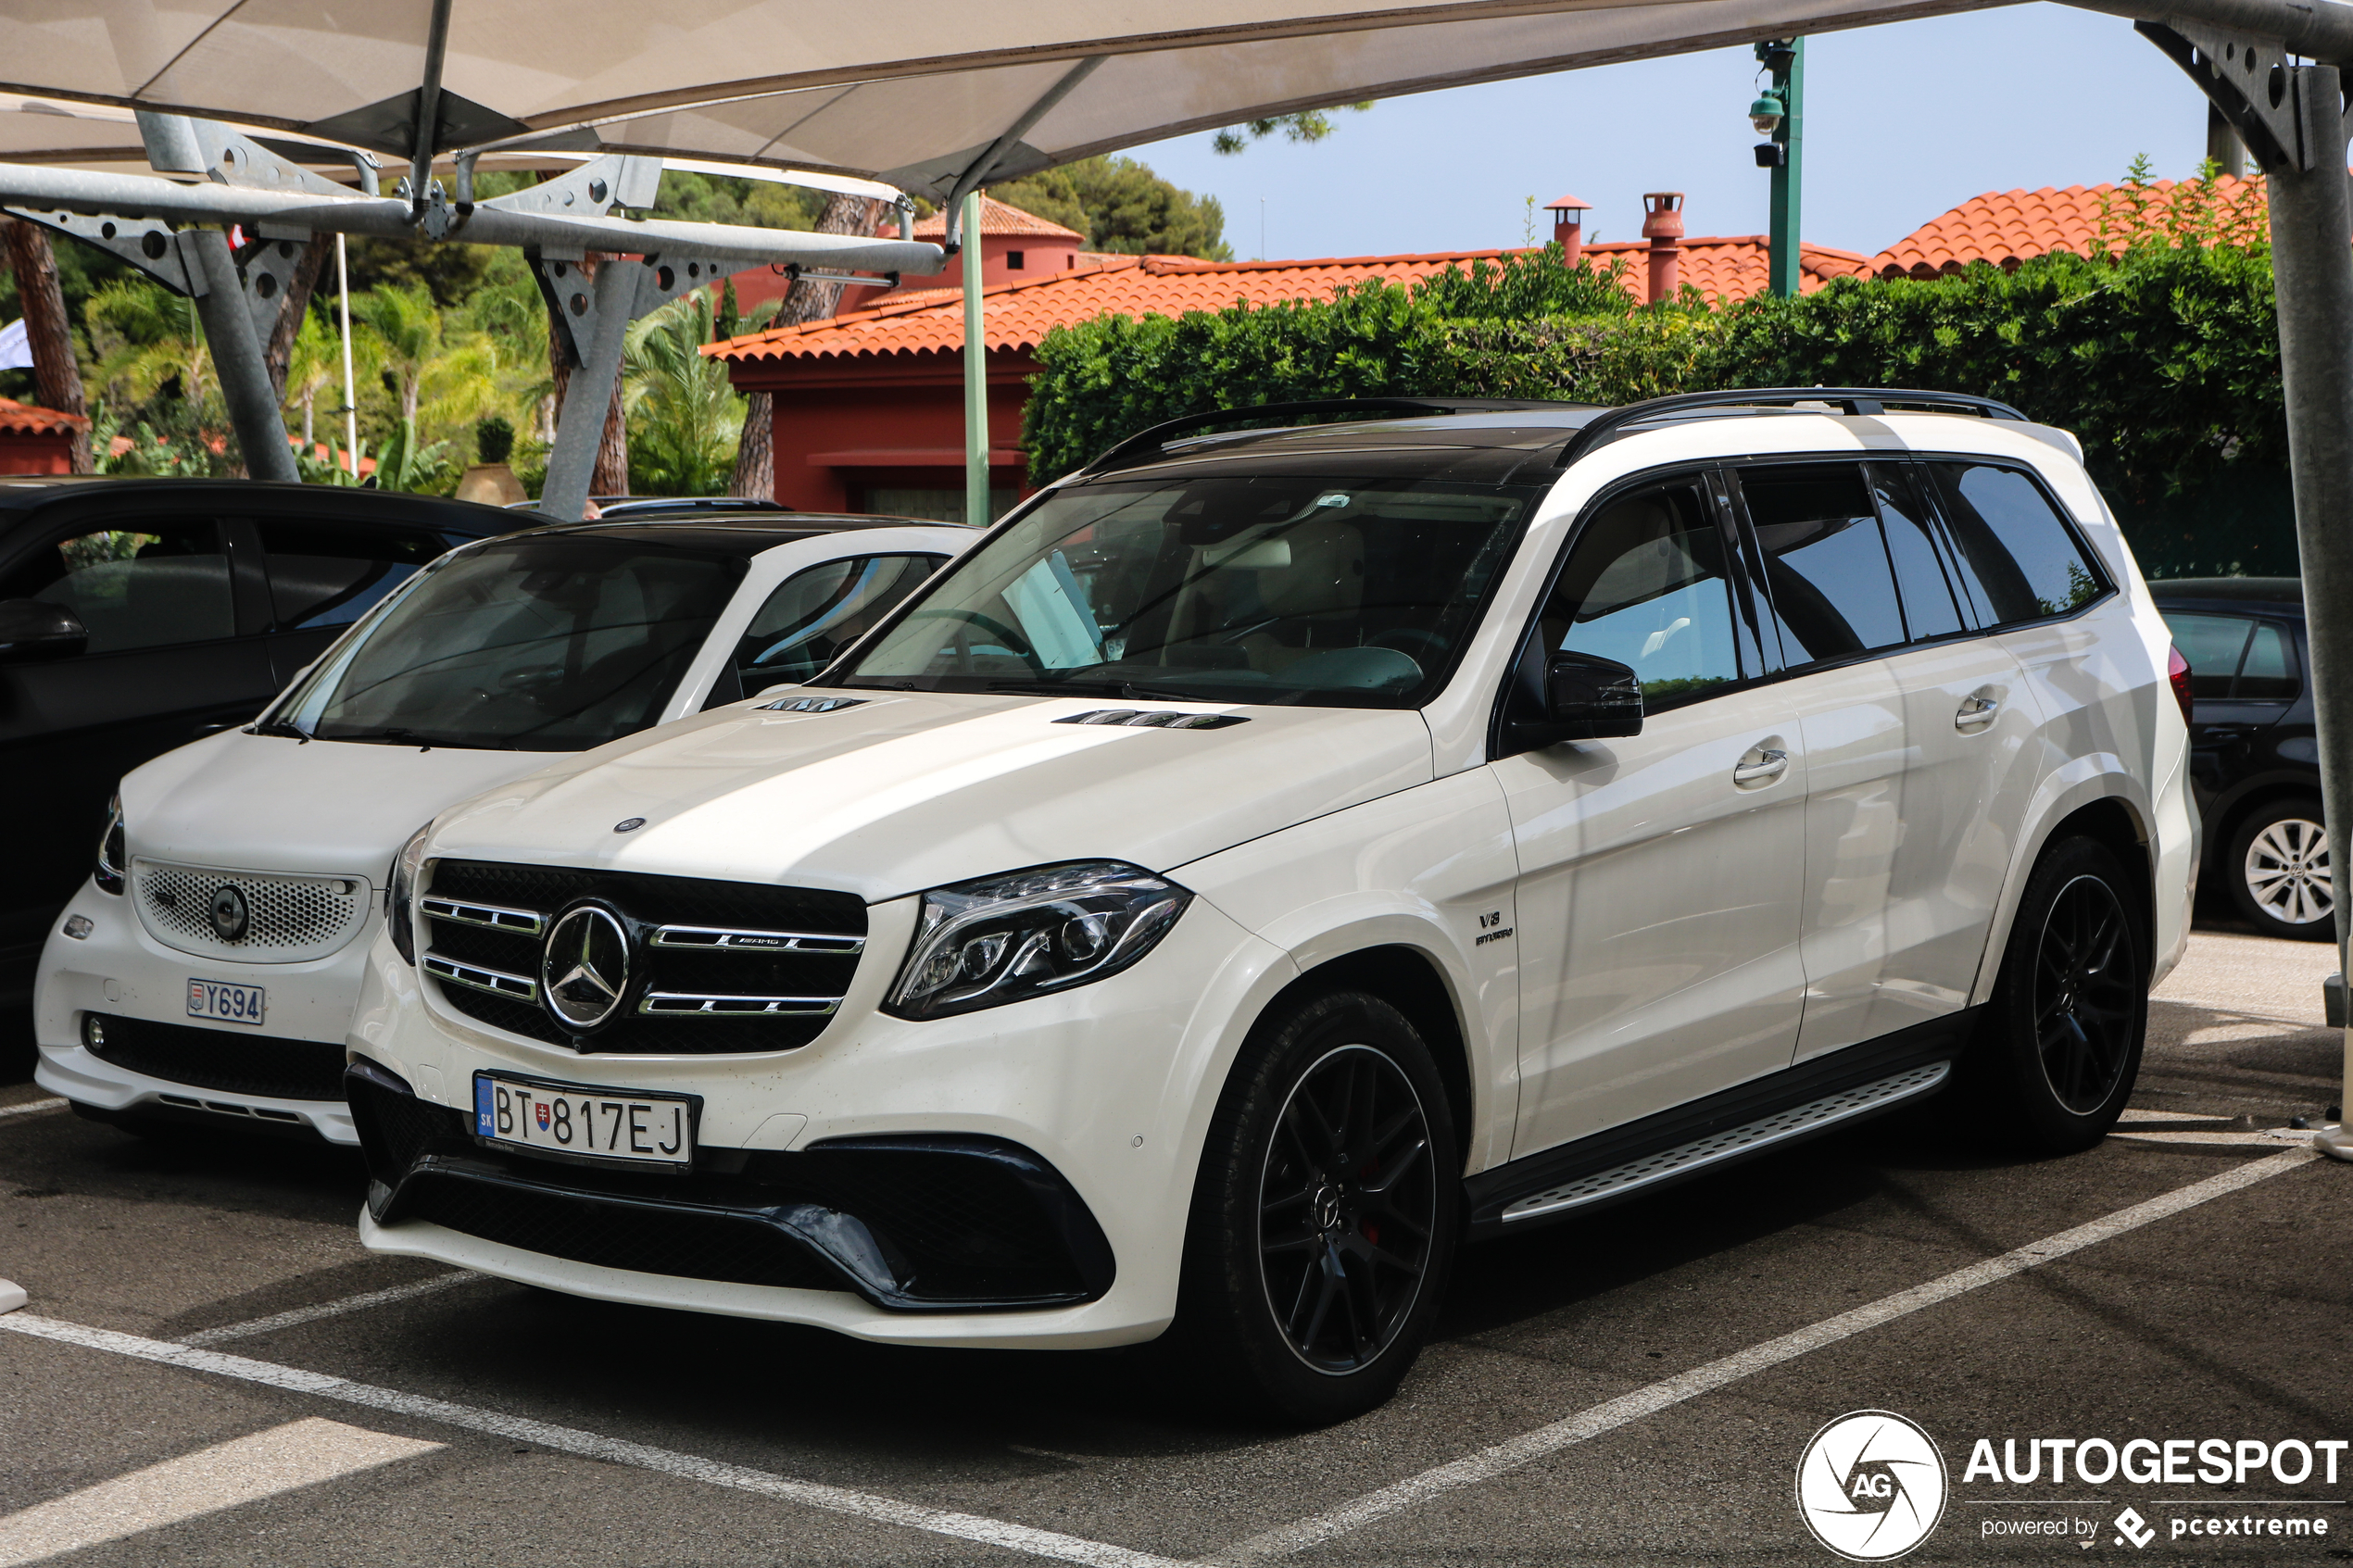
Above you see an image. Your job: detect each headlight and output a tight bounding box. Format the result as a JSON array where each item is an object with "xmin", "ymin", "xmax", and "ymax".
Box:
[
  {"xmin": 94, "ymin": 795, "xmax": 125, "ymax": 896},
  {"xmin": 386, "ymin": 822, "xmax": 431, "ymax": 966},
  {"xmin": 884, "ymin": 860, "xmax": 1189, "ymax": 1021}
]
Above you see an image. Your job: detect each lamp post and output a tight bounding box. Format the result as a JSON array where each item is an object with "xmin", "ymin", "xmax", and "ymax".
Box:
[{"xmin": 1750, "ymin": 37, "xmax": 1805, "ymax": 299}]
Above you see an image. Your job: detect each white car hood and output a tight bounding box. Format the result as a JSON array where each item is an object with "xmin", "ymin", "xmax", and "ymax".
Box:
[
  {"xmin": 122, "ymin": 732, "xmax": 564, "ymax": 884},
  {"xmin": 427, "ymin": 691, "xmax": 1437, "ymax": 901}
]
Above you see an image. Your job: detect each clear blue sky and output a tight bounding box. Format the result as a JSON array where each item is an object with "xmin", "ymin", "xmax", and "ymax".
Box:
[{"xmin": 1118, "ymin": 3, "xmax": 2215, "ymax": 263}]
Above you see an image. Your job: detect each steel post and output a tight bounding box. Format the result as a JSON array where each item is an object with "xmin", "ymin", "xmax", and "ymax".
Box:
[
  {"xmin": 185, "ymin": 229, "xmax": 296, "ymax": 483},
  {"xmin": 2262, "ymin": 65, "xmax": 2353, "ymax": 1159},
  {"xmin": 1768, "ymin": 38, "xmax": 1806, "ymax": 300},
  {"xmin": 542, "ymin": 261, "xmax": 637, "ymax": 521},
  {"xmin": 963, "ymin": 188, "xmax": 989, "ymax": 528}
]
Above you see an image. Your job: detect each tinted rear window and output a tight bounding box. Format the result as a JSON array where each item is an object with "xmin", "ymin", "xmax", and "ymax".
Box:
[{"xmin": 1927, "ymin": 462, "xmax": 2107, "ymax": 625}]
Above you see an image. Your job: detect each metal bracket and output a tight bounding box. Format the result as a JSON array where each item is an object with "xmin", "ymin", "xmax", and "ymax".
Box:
[
  {"xmin": 530, "ymin": 245, "xmax": 707, "ymax": 370},
  {"xmin": 136, "ymin": 110, "xmax": 353, "ymax": 199},
  {"xmin": 2138, "ymin": 20, "xmax": 2309, "ymax": 169},
  {"xmin": 1, "ymin": 207, "xmax": 196, "ymax": 294},
  {"xmin": 486, "ymin": 155, "xmax": 661, "ymax": 221},
  {"xmin": 231, "ymin": 232, "xmax": 315, "ymax": 340}
]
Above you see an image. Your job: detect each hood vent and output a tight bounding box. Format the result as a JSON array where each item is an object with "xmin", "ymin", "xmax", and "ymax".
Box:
[
  {"xmin": 1055, "ymin": 709, "xmax": 1249, "ymax": 730},
  {"xmin": 759, "ymin": 696, "xmax": 869, "ymax": 713}
]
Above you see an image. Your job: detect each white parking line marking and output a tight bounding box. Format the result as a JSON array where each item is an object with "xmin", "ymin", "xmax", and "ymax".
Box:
[
  {"xmin": 0, "ymin": 1314, "xmax": 1185, "ymax": 1568},
  {"xmin": 1219, "ymin": 1147, "xmax": 2321, "ymax": 1562},
  {"xmin": 0, "ymin": 1417, "xmax": 439, "ymax": 1567},
  {"xmin": 0, "ymin": 1098, "xmax": 67, "ymax": 1123},
  {"xmin": 182, "ymin": 1272, "xmax": 484, "ymax": 1346}
]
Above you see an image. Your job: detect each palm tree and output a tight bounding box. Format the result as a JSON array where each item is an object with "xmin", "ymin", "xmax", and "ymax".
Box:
[
  {"xmin": 350, "ymin": 281, "xmax": 500, "ymax": 492},
  {"xmin": 622, "ymin": 291, "xmax": 743, "ymax": 495}
]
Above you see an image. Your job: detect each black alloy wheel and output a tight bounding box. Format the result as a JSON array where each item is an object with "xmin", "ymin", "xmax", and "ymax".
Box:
[
  {"xmin": 2031, "ymin": 874, "xmax": 2139, "ymax": 1114},
  {"xmin": 1257, "ymin": 1044, "xmax": 1439, "ymax": 1374},
  {"xmin": 1969, "ymin": 834, "xmax": 2148, "ymax": 1152},
  {"xmin": 1171, "ymin": 988, "xmax": 1460, "ymax": 1424}
]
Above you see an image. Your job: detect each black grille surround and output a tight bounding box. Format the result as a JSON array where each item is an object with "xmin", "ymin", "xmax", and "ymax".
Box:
[
  {"xmin": 346, "ymin": 1059, "xmax": 1115, "ymax": 1311},
  {"xmin": 86, "ymin": 1012, "xmax": 346, "ymax": 1100},
  {"xmin": 422, "ymin": 859, "xmax": 866, "ymax": 1054}
]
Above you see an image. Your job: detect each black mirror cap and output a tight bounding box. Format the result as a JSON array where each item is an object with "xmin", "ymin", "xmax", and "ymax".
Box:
[
  {"xmin": 1545, "ymin": 651, "xmax": 1643, "ymax": 738},
  {"xmin": 0, "ymin": 597, "xmax": 88, "ymax": 663}
]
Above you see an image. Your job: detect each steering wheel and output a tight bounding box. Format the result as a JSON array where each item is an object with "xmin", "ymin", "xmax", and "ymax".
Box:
[{"xmin": 903, "ymin": 607, "xmax": 1043, "ymax": 675}]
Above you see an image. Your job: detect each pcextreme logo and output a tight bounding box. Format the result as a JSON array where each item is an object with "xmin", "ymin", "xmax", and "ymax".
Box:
[{"xmin": 1797, "ymin": 1410, "xmax": 1951, "ymax": 1561}]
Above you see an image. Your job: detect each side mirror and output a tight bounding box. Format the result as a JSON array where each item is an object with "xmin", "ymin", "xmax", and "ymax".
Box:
[
  {"xmin": 0, "ymin": 598, "xmax": 87, "ymax": 664},
  {"xmin": 1546, "ymin": 651, "xmax": 1643, "ymax": 739}
]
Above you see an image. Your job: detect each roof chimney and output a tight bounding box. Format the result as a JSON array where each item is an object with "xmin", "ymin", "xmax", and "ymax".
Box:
[
  {"xmin": 1642, "ymin": 192, "xmax": 1684, "ymax": 304},
  {"xmin": 1543, "ymin": 192, "xmax": 1592, "ymax": 265}
]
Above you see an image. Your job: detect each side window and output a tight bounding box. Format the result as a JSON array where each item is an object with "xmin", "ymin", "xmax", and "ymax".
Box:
[
  {"xmin": 1739, "ymin": 463, "xmax": 1907, "ymax": 664},
  {"xmin": 258, "ymin": 519, "xmax": 447, "ymax": 632},
  {"xmin": 736, "ymin": 554, "xmax": 942, "ymax": 686},
  {"xmin": 1925, "ymin": 462, "xmax": 2107, "ymax": 625},
  {"xmin": 2160, "ymin": 611, "xmax": 2254, "ymax": 700},
  {"xmin": 2236, "ymin": 621, "xmax": 2301, "ymax": 701},
  {"xmin": 0, "ymin": 520, "xmax": 233, "ymax": 654},
  {"xmin": 1542, "ymin": 479, "xmax": 1743, "ymax": 707},
  {"xmin": 1870, "ymin": 466, "xmax": 1968, "ymax": 642}
]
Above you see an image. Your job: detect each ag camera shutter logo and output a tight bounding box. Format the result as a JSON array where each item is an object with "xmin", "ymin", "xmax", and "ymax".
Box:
[{"xmin": 1796, "ymin": 1411, "xmax": 1949, "ymax": 1561}]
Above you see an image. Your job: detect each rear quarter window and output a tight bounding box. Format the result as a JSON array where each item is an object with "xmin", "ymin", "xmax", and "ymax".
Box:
[{"xmin": 1924, "ymin": 461, "xmax": 2108, "ymax": 626}]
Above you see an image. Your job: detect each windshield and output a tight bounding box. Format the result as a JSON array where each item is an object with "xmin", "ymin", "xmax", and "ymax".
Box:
[
  {"xmin": 833, "ymin": 474, "xmax": 1541, "ymax": 708},
  {"xmin": 272, "ymin": 537, "xmax": 740, "ymax": 750}
]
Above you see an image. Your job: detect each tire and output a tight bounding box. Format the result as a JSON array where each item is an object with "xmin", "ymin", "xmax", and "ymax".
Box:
[
  {"xmin": 2226, "ymin": 797, "xmax": 2335, "ymax": 941},
  {"xmin": 1970, "ymin": 836, "xmax": 2148, "ymax": 1153},
  {"xmin": 1171, "ymin": 988, "xmax": 1460, "ymax": 1424}
]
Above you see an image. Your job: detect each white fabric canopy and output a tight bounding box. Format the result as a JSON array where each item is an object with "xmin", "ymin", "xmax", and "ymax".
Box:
[{"xmin": 1, "ymin": 0, "xmax": 2034, "ymax": 198}]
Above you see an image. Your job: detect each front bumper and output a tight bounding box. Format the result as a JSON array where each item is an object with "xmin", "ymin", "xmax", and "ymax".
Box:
[
  {"xmin": 32, "ymin": 879, "xmax": 371, "ymax": 1145},
  {"xmin": 346, "ymin": 888, "xmax": 1297, "ymax": 1347}
]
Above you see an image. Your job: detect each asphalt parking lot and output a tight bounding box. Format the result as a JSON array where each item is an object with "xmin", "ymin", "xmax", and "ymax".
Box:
[{"xmin": 2, "ymin": 922, "xmax": 2348, "ymax": 1567}]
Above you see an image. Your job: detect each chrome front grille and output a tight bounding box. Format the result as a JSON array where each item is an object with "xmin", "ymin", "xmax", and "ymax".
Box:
[
  {"xmin": 419, "ymin": 859, "xmax": 867, "ymax": 1055},
  {"xmin": 132, "ymin": 858, "xmax": 372, "ymax": 963}
]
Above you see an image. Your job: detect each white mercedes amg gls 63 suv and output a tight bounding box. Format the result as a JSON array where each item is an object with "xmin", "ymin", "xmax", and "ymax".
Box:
[{"xmin": 342, "ymin": 391, "xmax": 2196, "ymax": 1421}]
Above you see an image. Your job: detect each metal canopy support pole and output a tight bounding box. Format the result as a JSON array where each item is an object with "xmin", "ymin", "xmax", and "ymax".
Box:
[
  {"xmin": 963, "ymin": 189, "xmax": 989, "ymax": 528},
  {"xmin": 2266, "ymin": 67, "xmax": 2353, "ymax": 1160},
  {"xmin": 185, "ymin": 230, "xmax": 297, "ymax": 482},
  {"xmin": 1767, "ymin": 38, "xmax": 1806, "ymax": 299},
  {"xmin": 543, "ymin": 261, "xmax": 638, "ymax": 521}
]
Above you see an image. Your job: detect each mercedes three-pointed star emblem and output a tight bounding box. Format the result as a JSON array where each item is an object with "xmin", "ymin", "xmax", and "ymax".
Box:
[{"xmin": 541, "ymin": 904, "xmax": 632, "ymax": 1030}]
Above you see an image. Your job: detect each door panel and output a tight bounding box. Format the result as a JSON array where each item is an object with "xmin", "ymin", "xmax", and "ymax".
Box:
[
  {"xmin": 0, "ymin": 518, "xmax": 276, "ymax": 971},
  {"xmin": 1499, "ymin": 472, "xmax": 1807, "ymax": 1157}
]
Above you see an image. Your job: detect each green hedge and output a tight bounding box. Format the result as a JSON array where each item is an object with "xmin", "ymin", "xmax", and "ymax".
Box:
[{"xmin": 1024, "ymin": 243, "xmax": 2293, "ymax": 578}]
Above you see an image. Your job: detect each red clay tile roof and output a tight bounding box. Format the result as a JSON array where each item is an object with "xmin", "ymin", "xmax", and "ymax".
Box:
[
  {"xmin": 0, "ymin": 396, "xmax": 88, "ymax": 433},
  {"xmin": 1869, "ymin": 178, "xmax": 2271, "ymax": 277},
  {"xmin": 710, "ymin": 239, "xmax": 1867, "ymax": 365},
  {"xmin": 1577, "ymin": 236, "xmax": 1869, "ymax": 302},
  {"xmin": 911, "ymin": 194, "xmax": 1083, "ymax": 242}
]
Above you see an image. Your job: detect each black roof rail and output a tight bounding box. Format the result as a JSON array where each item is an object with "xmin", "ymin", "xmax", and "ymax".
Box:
[
  {"xmin": 1554, "ymin": 386, "xmax": 2030, "ymax": 468},
  {"xmin": 1078, "ymin": 396, "xmax": 1592, "ymax": 476}
]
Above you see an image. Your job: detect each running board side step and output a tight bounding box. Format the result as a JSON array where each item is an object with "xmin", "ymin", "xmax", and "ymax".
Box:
[{"xmin": 1496, "ymin": 1061, "xmax": 1952, "ymax": 1226}]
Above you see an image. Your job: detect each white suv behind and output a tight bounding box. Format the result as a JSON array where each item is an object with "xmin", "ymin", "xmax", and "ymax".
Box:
[{"xmin": 343, "ymin": 390, "xmax": 2196, "ymax": 1422}]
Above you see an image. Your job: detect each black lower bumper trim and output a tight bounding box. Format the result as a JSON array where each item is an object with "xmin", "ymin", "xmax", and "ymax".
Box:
[{"xmin": 346, "ymin": 1058, "xmax": 1115, "ymax": 1311}]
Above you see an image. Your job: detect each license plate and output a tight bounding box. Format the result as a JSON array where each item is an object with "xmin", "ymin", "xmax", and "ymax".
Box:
[
  {"xmin": 472, "ymin": 1073, "xmax": 696, "ymax": 1170},
  {"xmin": 187, "ymin": 979, "xmax": 265, "ymax": 1025}
]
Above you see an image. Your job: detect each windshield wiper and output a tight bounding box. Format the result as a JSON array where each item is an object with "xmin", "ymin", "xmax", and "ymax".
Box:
[
  {"xmin": 986, "ymin": 679, "xmax": 1208, "ymax": 703},
  {"xmin": 248, "ymin": 716, "xmax": 310, "ymax": 740}
]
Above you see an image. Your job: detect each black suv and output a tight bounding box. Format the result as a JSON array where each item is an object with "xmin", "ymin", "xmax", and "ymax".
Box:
[
  {"xmin": 2149, "ymin": 577, "xmax": 2325, "ymax": 939},
  {"xmin": 0, "ymin": 478, "xmax": 527, "ymax": 1000}
]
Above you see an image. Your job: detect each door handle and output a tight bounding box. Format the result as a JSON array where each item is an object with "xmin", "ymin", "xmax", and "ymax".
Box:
[
  {"xmin": 1733, "ymin": 747, "xmax": 1789, "ymax": 786},
  {"xmin": 1955, "ymin": 694, "xmax": 2001, "ymax": 731}
]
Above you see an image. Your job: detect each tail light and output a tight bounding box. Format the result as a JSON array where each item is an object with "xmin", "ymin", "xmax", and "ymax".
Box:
[{"xmin": 2167, "ymin": 644, "xmax": 2195, "ymax": 728}]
